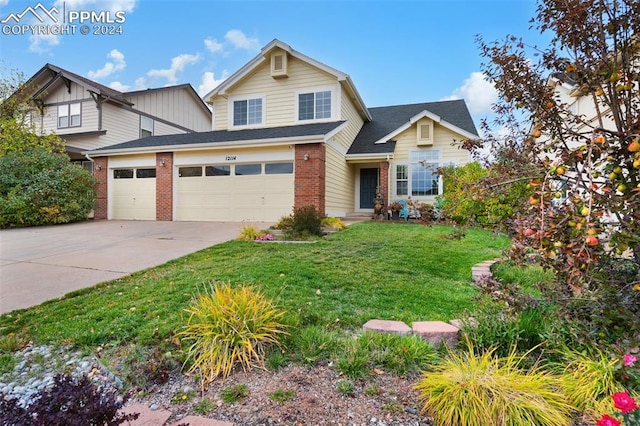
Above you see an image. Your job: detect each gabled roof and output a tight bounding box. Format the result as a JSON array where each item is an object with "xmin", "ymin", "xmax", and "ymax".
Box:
[
  {"xmin": 204, "ymin": 39, "xmax": 372, "ymax": 121},
  {"xmin": 23, "ymin": 64, "xmax": 209, "ymax": 114},
  {"xmin": 84, "ymin": 121, "xmax": 347, "ymax": 156},
  {"xmin": 26, "ymin": 63, "xmax": 132, "ymax": 106},
  {"xmin": 347, "ymin": 100, "xmax": 479, "ymax": 156}
]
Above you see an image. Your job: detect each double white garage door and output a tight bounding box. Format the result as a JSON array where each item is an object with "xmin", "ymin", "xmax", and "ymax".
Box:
[{"xmin": 109, "ymin": 150, "xmax": 294, "ymax": 222}]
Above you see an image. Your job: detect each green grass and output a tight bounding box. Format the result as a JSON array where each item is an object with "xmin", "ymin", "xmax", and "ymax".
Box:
[
  {"xmin": 491, "ymin": 261, "xmax": 553, "ymax": 297},
  {"xmin": 0, "ymin": 222, "xmax": 509, "ymax": 349}
]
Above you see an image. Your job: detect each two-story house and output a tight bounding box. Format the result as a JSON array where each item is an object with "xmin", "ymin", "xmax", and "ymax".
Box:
[
  {"xmin": 84, "ymin": 39, "xmax": 478, "ymax": 222},
  {"xmin": 20, "ymin": 63, "xmax": 212, "ymax": 171}
]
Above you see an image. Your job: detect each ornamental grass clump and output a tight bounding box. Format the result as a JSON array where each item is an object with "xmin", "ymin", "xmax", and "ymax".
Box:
[
  {"xmin": 179, "ymin": 283, "xmax": 288, "ymax": 388},
  {"xmin": 558, "ymin": 348, "xmax": 621, "ymax": 420},
  {"xmin": 414, "ymin": 339, "xmax": 573, "ymax": 426}
]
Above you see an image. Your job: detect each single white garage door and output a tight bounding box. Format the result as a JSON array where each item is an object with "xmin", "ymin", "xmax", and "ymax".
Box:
[
  {"xmin": 111, "ymin": 168, "xmax": 156, "ymax": 220},
  {"xmin": 176, "ymin": 162, "xmax": 294, "ymax": 222}
]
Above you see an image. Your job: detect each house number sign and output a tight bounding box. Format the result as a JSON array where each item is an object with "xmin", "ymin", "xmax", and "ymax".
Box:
[{"xmin": 225, "ymin": 155, "xmax": 237, "ymax": 161}]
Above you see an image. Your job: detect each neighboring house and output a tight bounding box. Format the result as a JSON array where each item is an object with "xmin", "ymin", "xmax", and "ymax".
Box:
[
  {"xmin": 19, "ymin": 63, "xmax": 212, "ymax": 170},
  {"xmin": 84, "ymin": 39, "xmax": 478, "ymax": 222}
]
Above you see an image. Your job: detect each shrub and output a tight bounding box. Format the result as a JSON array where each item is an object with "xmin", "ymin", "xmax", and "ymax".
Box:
[
  {"xmin": 291, "ymin": 205, "xmax": 323, "ymax": 237},
  {"xmin": 321, "ymin": 216, "xmax": 347, "ymax": 230},
  {"xmin": 0, "ymin": 373, "xmax": 137, "ymax": 426},
  {"xmin": 415, "ymin": 339, "xmax": 573, "ymax": 426},
  {"xmin": 0, "ymin": 148, "xmax": 96, "ymax": 228},
  {"xmin": 238, "ymin": 226, "xmax": 261, "ymax": 241},
  {"xmin": 179, "ymin": 283, "xmax": 288, "ymax": 386}
]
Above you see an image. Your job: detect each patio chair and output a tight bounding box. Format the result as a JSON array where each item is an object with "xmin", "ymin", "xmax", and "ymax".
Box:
[{"xmin": 397, "ymin": 199, "xmax": 409, "ymax": 221}]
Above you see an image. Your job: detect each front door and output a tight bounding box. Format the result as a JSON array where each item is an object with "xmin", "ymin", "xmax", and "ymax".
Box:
[{"xmin": 359, "ymin": 168, "xmax": 378, "ymax": 209}]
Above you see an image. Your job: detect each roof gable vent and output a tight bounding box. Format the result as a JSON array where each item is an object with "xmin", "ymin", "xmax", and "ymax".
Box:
[{"xmin": 270, "ymin": 51, "xmax": 288, "ymax": 79}]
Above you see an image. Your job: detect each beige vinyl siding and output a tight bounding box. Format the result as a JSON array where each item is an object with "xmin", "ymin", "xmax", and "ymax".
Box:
[
  {"xmin": 154, "ymin": 120, "xmax": 187, "ymax": 136},
  {"xmin": 325, "ymin": 143, "xmax": 355, "ymax": 216},
  {"xmin": 100, "ymin": 103, "xmax": 141, "ymax": 146},
  {"xmin": 124, "ymin": 87, "xmax": 211, "ymax": 132},
  {"xmin": 336, "ymin": 93, "xmax": 365, "ymax": 150},
  {"xmin": 41, "ymin": 99, "xmax": 99, "ymax": 136},
  {"xmin": 393, "ymin": 122, "xmax": 470, "ymax": 166},
  {"xmin": 212, "ymin": 56, "xmax": 339, "ymax": 130},
  {"xmin": 45, "ymin": 81, "xmax": 89, "ymax": 103}
]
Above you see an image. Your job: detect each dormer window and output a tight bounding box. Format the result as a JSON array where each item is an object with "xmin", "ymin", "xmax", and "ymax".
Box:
[
  {"xmin": 231, "ymin": 96, "xmax": 264, "ymax": 127},
  {"xmin": 298, "ymin": 90, "xmax": 331, "ymax": 121}
]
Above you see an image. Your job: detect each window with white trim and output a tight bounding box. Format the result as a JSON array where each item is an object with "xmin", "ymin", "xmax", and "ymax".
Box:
[
  {"xmin": 140, "ymin": 116, "xmax": 154, "ymax": 138},
  {"xmin": 395, "ymin": 150, "xmax": 441, "ymax": 197},
  {"xmin": 58, "ymin": 103, "xmax": 81, "ymax": 128},
  {"xmin": 233, "ymin": 97, "xmax": 263, "ymax": 127},
  {"xmin": 298, "ymin": 90, "xmax": 331, "ymax": 121}
]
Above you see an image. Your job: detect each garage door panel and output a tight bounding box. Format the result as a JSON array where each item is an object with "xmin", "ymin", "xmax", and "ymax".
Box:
[
  {"xmin": 111, "ymin": 177, "xmax": 156, "ymax": 220},
  {"xmin": 176, "ymin": 170, "xmax": 293, "ymax": 222}
]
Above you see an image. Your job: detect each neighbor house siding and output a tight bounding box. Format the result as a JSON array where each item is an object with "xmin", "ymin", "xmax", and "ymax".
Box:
[
  {"xmin": 124, "ymin": 88, "xmax": 211, "ymax": 132},
  {"xmin": 41, "ymin": 99, "xmax": 99, "ymax": 136},
  {"xmin": 211, "ymin": 56, "xmax": 339, "ymax": 131}
]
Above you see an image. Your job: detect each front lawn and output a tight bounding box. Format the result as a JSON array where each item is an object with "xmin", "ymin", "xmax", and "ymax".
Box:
[{"xmin": 0, "ymin": 222, "xmax": 509, "ymax": 348}]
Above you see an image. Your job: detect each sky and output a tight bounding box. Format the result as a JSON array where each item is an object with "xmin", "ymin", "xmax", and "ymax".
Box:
[{"xmin": 0, "ymin": 0, "xmax": 550, "ymax": 129}]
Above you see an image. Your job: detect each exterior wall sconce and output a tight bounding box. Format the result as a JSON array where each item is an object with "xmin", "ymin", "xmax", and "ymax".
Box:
[
  {"xmin": 95, "ymin": 164, "xmax": 102, "ymax": 171},
  {"xmin": 303, "ymin": 154, "xmax": 309, "ymax": 161},
  {"xmin": 160, "ymin": 160, "xmax": 166, "ymax": 167}
]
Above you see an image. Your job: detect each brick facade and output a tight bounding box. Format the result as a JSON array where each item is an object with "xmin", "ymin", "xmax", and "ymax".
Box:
[
  {"xmin": 294, "ymin": 144, "xmax": 326, "ymax": 214},
  {"xmin": 378, "ymin": 160, "xmax": 389, "ymax": 206},
  {"xmin": 156, "ymin": 153, "xmax": 173, "ymax": 221},
  {"xmin": 93, "ymin": 157, "xmax": 108, "ymax": 220}
]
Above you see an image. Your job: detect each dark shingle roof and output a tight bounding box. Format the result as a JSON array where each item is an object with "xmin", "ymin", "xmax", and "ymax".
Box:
[
  {"xmin": 89, "ymin": 121, "xmax": 346, "ymax": 153},
  {"xmin": 347, "ymin": 100, "xmax": 478, "ymax": 155},
  {"xmin": 43, "ymin": 64, "xmax": 129, "ymax": 103}
]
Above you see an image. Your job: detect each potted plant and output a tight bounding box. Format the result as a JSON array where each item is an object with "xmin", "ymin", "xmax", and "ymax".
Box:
[{"xmin": 388, "ymin": 201, "xmax": 403, "ymax": 220}]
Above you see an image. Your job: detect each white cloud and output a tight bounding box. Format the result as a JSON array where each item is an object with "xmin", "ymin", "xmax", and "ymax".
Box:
[
  {"xmin": 224, "ymin": 29, "xmax": 260, "ymax": 51},
  {"xmin": 442, "ymin": 72, "xmax": 498, "ymax": 115},
  {"xmin": 134, "ymin": 77, "xmax": 147, "ymax": 90},
  {"xmin": 88, "ymin": 49, "xmax": 126, "ymax": 80},
  {"xmin": 146, "ymin": 53, "xmax": 200, "ymax": 85},
  {"xmin": 28, "ymin": 0, "xmax": 136, "ymax": 53},
  {"xmin": 204, "ymin": 37, "xmax": 224, "ymax": 54},
  {"xmin": 197, "ymin": 70, "xmax": 229, "ymax": 97},
  {"xmin": 108, "ymin": 81, "xmax": 130, "ymax": 91},
  {"xmin": 0, "ymin": 0, "xmax": 10, "ymax": 7}
]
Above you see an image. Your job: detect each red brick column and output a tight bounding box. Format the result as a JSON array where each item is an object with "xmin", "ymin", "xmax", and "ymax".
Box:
[
  {"xmin": 156, "ymin": 152, "xmax": 173, "ymax": 221},
  {"xmin": 93, "ymin": 157, "xmax": 108, "ymax": 220},
  {"xmin": 379, "ymin": 160, "xmax": 390, "ymax": 206},
  {"xmin": 294, "ymin": 144, "xmax": 326, "ymax": 215}
]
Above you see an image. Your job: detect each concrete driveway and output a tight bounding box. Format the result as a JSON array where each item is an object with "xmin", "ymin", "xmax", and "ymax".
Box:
[{"xmin": 0, "ymin": 220, "xmax": 251, "ymax": 314}]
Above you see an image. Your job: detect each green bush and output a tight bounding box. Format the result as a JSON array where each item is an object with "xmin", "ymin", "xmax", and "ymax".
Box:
[
  {"xmin": 291, "ymin": 205, "xmax": 323, "ymax": 237},
  {"xmin": 0, "ymin": 148, "xmax": 95, "ymax": 228},
  {"xmin": 178, "ymin": 283, "xmax": 288, "ymax": 386}
]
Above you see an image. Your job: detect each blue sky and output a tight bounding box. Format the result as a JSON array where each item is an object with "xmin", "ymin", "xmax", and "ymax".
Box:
[{"xmin": 0, "ymin": 0, "xmax": 548, "ymax": 127}]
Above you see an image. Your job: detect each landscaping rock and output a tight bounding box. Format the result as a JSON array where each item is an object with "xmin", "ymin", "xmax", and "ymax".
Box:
[
  {"xmin": 363, "ymin": 319, "xmax": 412, "ymax": 335},
  {"xmin": 412, "ymin": 321, "xmax": 460, "ymax": 348}
]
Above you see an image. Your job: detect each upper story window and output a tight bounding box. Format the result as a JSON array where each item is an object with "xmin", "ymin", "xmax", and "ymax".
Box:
[
  {"xmin": 298, "ymin": 90, "xmax": 331, "ymax": 121},
  {"xmin": 58, "ymin": 103, "xmax": 81, "ymax": 128},
  {"xmin": 140, "ymin": 116, "xmax": 154, "ymax": 138},
  {"xmin": 232, "ymin": 97, "xmax": 263, "ymax": 127}
]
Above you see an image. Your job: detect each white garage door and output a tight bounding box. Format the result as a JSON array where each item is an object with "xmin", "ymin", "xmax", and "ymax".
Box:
[
  {"xmin": 111, "ymin": 168, "xmax": 156, "ymax": 220},
  {"xmin": 176, "ymin": 162, "xmax": 294, "ymax": 222}
]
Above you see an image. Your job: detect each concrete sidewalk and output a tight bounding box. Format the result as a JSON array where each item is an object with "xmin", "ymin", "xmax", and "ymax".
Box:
[{"xmin": 0, "ymin": 220, "xmax": 258, "ymax": 314}]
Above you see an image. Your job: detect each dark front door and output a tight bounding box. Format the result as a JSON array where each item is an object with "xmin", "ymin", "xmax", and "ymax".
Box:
[{"xmin": 359, "ymin": 168, "xmax": 379, "ymax": 209}]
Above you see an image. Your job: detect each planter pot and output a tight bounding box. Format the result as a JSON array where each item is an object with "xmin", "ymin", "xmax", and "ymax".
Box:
[{"xmin": 391, "ymin": 211, "xmax": 400, "ymax": 220}]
